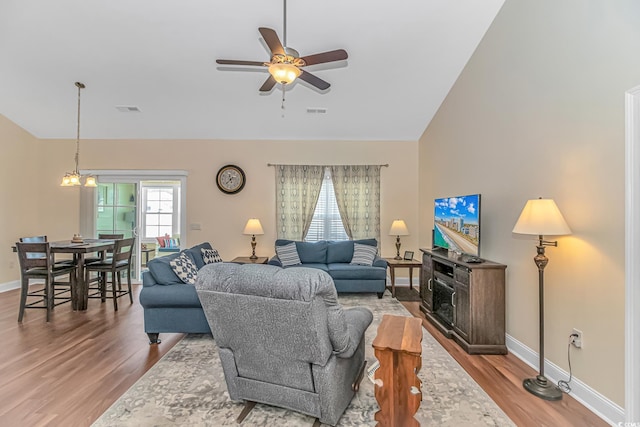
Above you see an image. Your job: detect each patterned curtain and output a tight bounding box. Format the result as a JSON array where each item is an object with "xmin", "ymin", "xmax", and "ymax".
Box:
[
  {"xmin": 330, "ymin": 165, "xmax": 381, "ymax": 243},
  {"xmin": 275, "ymin": 165, "xmax": 325, "ymax": 240}
]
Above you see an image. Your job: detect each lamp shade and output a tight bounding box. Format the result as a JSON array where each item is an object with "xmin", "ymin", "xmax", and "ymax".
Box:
[
  {"xmin": 512, "ymin": 198, "xmax": 571, "ymax": 236},
  {"xmin": 389, "ymin": 219, "xmax": 409, "ymax": 236},
  {"xmin": 243, "ymin": 218, "xmax": 264, "ymax": 235},
  {"xmin": 268, "ymin": 63, "xmax": 301, "ymax": 85}
]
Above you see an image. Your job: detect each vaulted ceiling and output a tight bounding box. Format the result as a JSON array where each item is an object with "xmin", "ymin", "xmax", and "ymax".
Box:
[{"xmin": 0, "ymin": 0, "xmax": 504, "ymax": 141}]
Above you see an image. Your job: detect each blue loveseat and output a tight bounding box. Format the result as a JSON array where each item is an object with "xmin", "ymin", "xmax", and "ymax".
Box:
[
  {"xmin": 139, "ymin": 242, "xmax": 213, "ymax": 344},
  {"xmin": 268, "ymin": 239, "xmax": 387, "ymax": 298}
]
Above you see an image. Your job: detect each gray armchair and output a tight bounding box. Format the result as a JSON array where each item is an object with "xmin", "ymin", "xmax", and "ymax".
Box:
[{"xmin": 195, "ymin": 263, "xmax": 373, "ymax": 426}]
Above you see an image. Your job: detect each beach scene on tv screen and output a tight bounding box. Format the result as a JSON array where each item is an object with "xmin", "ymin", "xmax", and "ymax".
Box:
[{"xmin": 434, "ymin": 194, "xmax": 480, "ymax": 256}]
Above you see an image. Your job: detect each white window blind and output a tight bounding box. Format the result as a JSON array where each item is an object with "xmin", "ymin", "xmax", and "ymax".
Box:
[{"xmin": 306, "ymin": 169, "xmax": 349, "ymax": 241}]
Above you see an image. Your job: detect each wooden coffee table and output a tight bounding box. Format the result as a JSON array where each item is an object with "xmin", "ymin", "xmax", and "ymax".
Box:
[{"xmin": 372, "ymin": 314, "xmax": 422, "ymax": 427}]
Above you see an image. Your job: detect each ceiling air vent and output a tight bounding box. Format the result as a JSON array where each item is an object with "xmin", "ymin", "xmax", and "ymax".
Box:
[
  {"xmin": 115, "ymin": 105, "xmax": 141, "ymax": 112},
  {"xmin": 306, "ymin": 108, "xmax": 327, "ymax": 114}
]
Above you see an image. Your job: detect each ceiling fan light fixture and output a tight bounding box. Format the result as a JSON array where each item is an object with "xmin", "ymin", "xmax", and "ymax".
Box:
[{"xmin": 268, "ymin": 63, "xmax": 301, "ymax": 85}]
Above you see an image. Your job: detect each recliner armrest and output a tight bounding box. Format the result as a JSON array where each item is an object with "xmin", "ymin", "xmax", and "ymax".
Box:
[{"xmin": 334, "ymin": 307, "xmax": 373, "ymax": 359}]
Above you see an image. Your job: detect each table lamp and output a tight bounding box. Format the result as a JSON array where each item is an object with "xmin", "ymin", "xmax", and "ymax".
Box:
[
  {"xmin": 512, "ymin": 197, "xmax": 571, "ymax": 401},
  {"xmin": 389, "ymin": 220, "xmax": 409, "ymax": 260},
  {"xmin": 243, "ymin": 218, "xmax": 264, "ymax": 259}
]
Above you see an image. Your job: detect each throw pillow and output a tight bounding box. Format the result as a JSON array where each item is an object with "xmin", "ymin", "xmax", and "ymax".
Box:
[
  {"xmin": 202, "ymin": 248, "xmax": 223, "ymax": 264},
  {"xmin": 275, "ymin": 242, "xmax": 302, "ymax": 267},
  {"xmin": 169, "ymin": 253, "xmax": 198, "ymax": 284},
  {"xmin": 350, "ymin": 242, "xmax": 378, "ymax": 266}
]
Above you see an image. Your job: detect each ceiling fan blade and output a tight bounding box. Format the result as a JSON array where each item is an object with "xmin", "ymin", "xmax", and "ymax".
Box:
[
  {"xmin": 300, "ymin": 49, "xmax": 348, "ymax": 66},
  {"xmin": 259, "ymin": 75, "xmax": 277, "ymax": 92},
  {"xmin": 216, "ymin": 59, "xmax": 266, "ymax": 66},
  {"xmin": 298, "ymin": 70, "xmax": 330, "ymax": 91},
  {"xmin": 259, "ymin": 27, "xmax": 285, "ymax": 56}
]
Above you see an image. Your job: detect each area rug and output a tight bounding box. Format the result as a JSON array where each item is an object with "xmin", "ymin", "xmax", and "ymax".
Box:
[
  {"xmin": 93, "ymin": 294, "xmax": 514, "ymax": 426},
  {"xmin": 389, "ymin": 286, "xmax": 422, "ymax": 302}
]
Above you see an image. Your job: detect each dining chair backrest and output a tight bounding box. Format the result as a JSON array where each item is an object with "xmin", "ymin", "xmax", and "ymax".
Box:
[
  {"xmin": 16, "ymin": 242, "xmax": 52, "ymax": 272},
  {"xmin": 99, "ymin": 233, "xmax": 124, "ymax": 240},
  {"xmin": 112, "ymin": 238, "xmax": 135, "ymax": 265},
  {"xmin": 99, "ymin": 234, "xmax": 124, "ymax": 256},
  {"xmin": 19, "ymin": 236, "xmax": 48, "ymax": 259}
]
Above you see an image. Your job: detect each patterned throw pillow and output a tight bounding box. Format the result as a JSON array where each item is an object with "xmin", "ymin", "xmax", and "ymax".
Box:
[
  {"xmin": 202, "ymin": 248, "xmax": 223, "ymax": 264},
  {"xmin": 350, "ymin": 243, "xmax": 378, "ymax": 266},
  {"xmin": 275, "ymin": 242, "xmax": 302, "ymax": 267},
  {"xmin": 169, "ymin": 253, "xmax": 198, "ymax": 284}
]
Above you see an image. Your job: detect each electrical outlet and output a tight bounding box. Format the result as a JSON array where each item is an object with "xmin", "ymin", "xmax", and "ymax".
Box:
[{"xmin": 571, "ymin": 328, "xmax": 583, "ymax": 348}]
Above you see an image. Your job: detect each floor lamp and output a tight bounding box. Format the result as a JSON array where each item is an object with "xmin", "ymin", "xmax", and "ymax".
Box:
[{"xmin": 512, "ymin": 197, "xmax": 571, "ymax": 401}]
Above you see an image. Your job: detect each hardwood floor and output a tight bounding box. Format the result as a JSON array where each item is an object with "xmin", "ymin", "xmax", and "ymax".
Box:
[{"xmin": 0, "ymin": 285, "xmax": 607, "ymax": 426}]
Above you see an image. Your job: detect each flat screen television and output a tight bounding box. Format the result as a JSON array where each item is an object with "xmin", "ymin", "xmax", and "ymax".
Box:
[{"xmin": 433, "ymin": 194, "xmax": 481, "ymax": 256}]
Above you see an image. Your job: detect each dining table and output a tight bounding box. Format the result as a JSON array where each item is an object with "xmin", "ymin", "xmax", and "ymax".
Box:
[{"xmin": 50, "ymin": 239, "xmax": 115, "ymax": 311}]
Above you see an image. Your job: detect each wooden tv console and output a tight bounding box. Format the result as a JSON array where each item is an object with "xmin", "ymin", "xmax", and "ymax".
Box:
[{"xmin": 419, "ymin": 248, "xmax": 507, "ymax": 355}]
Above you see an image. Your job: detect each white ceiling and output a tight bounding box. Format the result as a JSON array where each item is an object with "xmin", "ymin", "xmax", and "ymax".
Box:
[{"xmin": 0, "ymin": 0, "xmax": 504, "ymax": 141}]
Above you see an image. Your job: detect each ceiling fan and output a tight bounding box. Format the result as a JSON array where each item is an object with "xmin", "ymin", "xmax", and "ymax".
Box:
[{"xmin": 216, "ymin": 1, "xmax": 348, "ymax": 93}]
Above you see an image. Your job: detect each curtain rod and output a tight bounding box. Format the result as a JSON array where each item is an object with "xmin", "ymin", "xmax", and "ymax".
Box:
[{"xmin": 267, "ymin": 163, "xmax": 389, "ymax": 167}]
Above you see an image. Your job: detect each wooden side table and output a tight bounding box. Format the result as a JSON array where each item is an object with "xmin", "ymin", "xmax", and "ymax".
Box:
[
  {"xmin": 383, "ymin": 258, "xmax": 422, "ymax": 298},
  {"xmin": 372, "ymin": 314, "xmax": 422, "ymax": 427},
  {"xmin": 230, "ymin": 256, "xmax": 269, "ymax": 265}
]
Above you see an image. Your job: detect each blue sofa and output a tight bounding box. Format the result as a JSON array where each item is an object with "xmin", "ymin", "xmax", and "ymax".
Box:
[
  {"xmin": 268, "ymin": 239, "xmax": 387, "ymax": 298},
  {"xmin": 139, "ymin": 242, "xmax": 212, "ymax": 344}
]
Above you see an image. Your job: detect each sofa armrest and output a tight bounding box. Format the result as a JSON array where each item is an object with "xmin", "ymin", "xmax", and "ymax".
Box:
[
  {"xmin": 334, "ymin": 307, "xmax": 373, "ymax": 359},
  {"xmin": 142, "ymin": 270, "xmax": 158, "ymax": 287},
  {"xmin": 268, "ymin": 255, "xmax": 283, "ymax": 267},
  {"xmin": 372, "ymin": 256, "xmax": 387, "ymax": 268}
]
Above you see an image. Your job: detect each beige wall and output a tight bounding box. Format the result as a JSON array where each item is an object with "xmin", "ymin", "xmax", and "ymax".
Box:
[
  {"xmin": 419, "ymin": 0, "xmax": 640, "ymax": 406},
  {"xmin": 1, "ymin": 134, "xmax": 419, "ymax": 283},
  {"xmin": 0, "ymin": 115, "xmax": 40, "ymax": 283}
]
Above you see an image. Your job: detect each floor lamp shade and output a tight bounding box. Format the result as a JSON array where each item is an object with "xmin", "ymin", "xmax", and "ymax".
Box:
[
  {"xmin": 513, "ymin": 197, "xmax": 571, "ymax": 401},
  {"xmin": 512, "ymin": 198, "xmax": 571, "ymax": 236}
]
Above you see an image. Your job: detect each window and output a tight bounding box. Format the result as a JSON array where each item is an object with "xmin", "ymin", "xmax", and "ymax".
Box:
[
  {"xmin": 142, "ymin": 183, "xmax": 180, "ymax": 239},
  {"xmin": 306, "ymin": 169, "xmax": 349, "ymax": 241}
]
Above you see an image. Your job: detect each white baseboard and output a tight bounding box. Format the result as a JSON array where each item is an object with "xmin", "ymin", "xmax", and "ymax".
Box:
[
  {"xmin": 506, "ymin": 334, "xmax": 623, "ymax": 426},
  {"xmin": 0, "ymin": 280, "xmax": 19, "ymax": 293}
]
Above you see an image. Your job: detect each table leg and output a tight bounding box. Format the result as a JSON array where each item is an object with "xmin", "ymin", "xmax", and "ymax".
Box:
[
  {"xmin": 390, "ymin": 266, "xmax": 396, "ymax": 298},
  {"xmin": 73, "ymin": 253, "xmax": 88, "ymax": 311},
  {"xmin": 409, "ymin": 266, "xmax": 413, "ymax": 290}
]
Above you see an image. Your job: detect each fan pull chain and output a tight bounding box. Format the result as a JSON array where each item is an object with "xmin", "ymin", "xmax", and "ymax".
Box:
[{"xmin": 281, "ymin": 84, "xmax": 286, "ymax": 110}]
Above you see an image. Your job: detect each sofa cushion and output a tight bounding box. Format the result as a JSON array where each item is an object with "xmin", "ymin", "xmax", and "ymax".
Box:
[
  {"xmin": 326, "ymin": 238, "xmax": 377, "ymax": 263},
  {"xmin": 328, "ymin": 263, "xmax": 387, "ymax": 280},
  {"xmin": 275, "ymin": 239, "xmax": 328, "ymax": 264},
  {"xmin": 147, "ymin": 251, "xmax": 186, "ymax": 285},
  {"xmin": 170, "ymin": 252, "xmax": 198, "ymax": 284},
  {"xmin": 350, "ymin": 242, "xmax": 378, "ymax": 266},
  {"xmin": 275, "ymin": 242, "xmax": 302, "ymax": 267},
  {"xmin": 184, "ymin": 242, "xmax": 213, "ymax": 270}
]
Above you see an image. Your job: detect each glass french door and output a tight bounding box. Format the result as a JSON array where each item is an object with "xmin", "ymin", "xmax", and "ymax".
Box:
[
  {"xmin": 95, "ymin": 181, "xmax": 139, "ymax": 279},
  {"xmin": 79, "ymin": 170, "xmax": 187, "ymax": 282}
]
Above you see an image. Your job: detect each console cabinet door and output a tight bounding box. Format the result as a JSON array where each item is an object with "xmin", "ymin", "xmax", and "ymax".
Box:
[
  {"xmin": 453, "ymin": 267, "xmax": 470, "ymax": 341},
  {"xmin": 420, "ymin": 254, "xmax": 433, "ymax": 312}
]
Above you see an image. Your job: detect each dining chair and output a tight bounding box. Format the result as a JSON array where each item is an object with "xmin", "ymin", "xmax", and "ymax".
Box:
[
  {"xmin": 15, "ymin": 242, "xmax": 77, "ymax": 322},
  {"xmin": 19, "ymin": 235, "xmax": 74, "ymax": 265},
  {"xmin": 84, "ymin": 237, "xmax": 135, "ymax": 311},
  {"xmin": 86, "ymin": 233, "xmax": 125, "ymax": 297}
]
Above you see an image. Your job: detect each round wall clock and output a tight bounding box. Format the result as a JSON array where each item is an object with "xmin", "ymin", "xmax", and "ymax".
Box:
[{"xmin": 216, "ymin": 164, "xmax": 246, "ymax": 194}]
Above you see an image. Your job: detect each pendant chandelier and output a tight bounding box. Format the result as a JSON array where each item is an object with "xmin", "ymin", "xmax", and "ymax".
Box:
[{"xmin": 60, "ymin": 82, "xmax": 97, "ymax": 187}]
